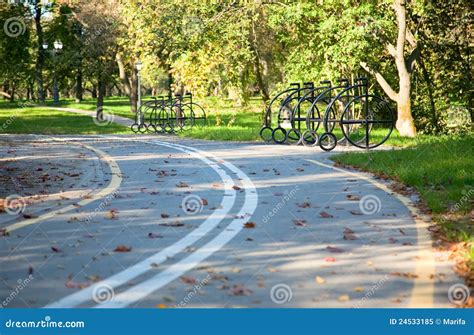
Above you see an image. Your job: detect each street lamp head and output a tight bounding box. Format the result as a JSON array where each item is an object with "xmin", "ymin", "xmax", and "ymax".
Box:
[
  {"xmin": 135, "ymin": 60, "xmax": 143, "ymax": 71},
  {"xmin": 54, "ymin": 40, "xmax": 63, "ymax": 50},
  {"xmin": 42, "ymin": 42, "xmax": 48, "ymax": 50}
]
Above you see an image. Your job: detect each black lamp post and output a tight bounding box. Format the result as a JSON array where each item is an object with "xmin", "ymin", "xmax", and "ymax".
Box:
[{"xmin": 43, "ymin": 40, "xmax": 63, "ymax": 104}]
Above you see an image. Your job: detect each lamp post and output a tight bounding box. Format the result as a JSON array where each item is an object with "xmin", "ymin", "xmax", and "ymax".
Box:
[
  {"xmin": 43, "ymin": 40, "xmax": 63, "ymax": 104},
  {"xmin": 135, "ymin": 60, "xmax": 143, "ymax": 125}
]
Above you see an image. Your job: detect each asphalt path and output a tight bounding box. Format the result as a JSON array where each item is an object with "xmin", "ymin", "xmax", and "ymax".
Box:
[{"xmin": 0, "ymin": 135, "xmax": 462, "ymax": 308}]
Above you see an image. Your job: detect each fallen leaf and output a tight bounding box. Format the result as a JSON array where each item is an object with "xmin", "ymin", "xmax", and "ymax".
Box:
[
  {"xmin": 267, "ymin": 267, "xmax": 278, "ymax": 273},
  {"xmin": 114, "ymin": 245, "xmax": 132, "ymax": 252},
  {"xmin": 161, "ymin": 213, "xmax": 170, "ymax": 218},
  {"xmin": 51, "ymin": 246, "xmax": 62, "ymax": 253},
  {"xmin": 324, "ymin": 257, "xmax": 336, "ymax": 262},
  {"xmin": 65, "ymin": 280, "xmax": 90, "ymax": 289},
  {"xmin": 388, "ymin": 237, "xmax": 398, "ymax": 244},
  {"xmin": 22, "ymin": 213, "xmax": 38, "ymax": 219},
  {"xmin": 353, "ymin": 287, "xmax": 364, "ymax": 292},
  {"xmin": 315, "ymin": 276, "xmax": 326, "ymax": 284},
  {"xmin": 159, "ymin": 221, "xmax": 184, "ymax": 227},
  {"xmin": 338, "ymin": 294, "xmax": 350, "ymax": 302},
  {"xmin": 297, "ymin": 202, "xmax": 311, "ymax": 208},
  {"xmin": 176, "ymin": 182, "xmax": 189, "ymax": 188},
  {"xmin": 28, "ymin": 266, "xmax": 34, "ymax": 275},
  {"xmin": 346, "ymin": 194, "xmax": 361, "ymax": 201},
  {"xmin": 106, "ymin": 209, "xmax": 118, "ymax": 219},
  {"xmin": 326, "ymin": 246, "xmax": 345, "ymax": 253},
  {"xmin": 201, "ymin": 198, "xmax": 209, "ymax": 206},
  {"xmin": 232, "ymin": 185, "xmax": 241, "ymax": 190},
  {"xmin": 148, "ymin": 232, "xmax": 163, "ymax": 239},
  {"xmin": 231, "ymin": 267, "xmax": 241, "ymax": 273},
  {"xmin": 319, "ymin": 211, "xmax": 334, "ymax": 218},
  {"xmin": 349, "ymin": 210, "xmax": 363, "ymax": 216},
  {"xmin": 343, "ymin": 228, "xmax": 357, "ymax": 240},
  {"xmin": 231, "ymin": 284, "xmax": 252, "ymax": 296},
  {"xmin": 156, "ymin": 303, "xmax": 167, "ymax": 308},
  {"xmin": 0, "ymin": 229, "xmax": 9, "ymax": 237},
  {"xmin": 180, "ymin": 276, "xmax": 197, "ymax": 285},
  {"xmin": 293, "ymin": 219, "xmax": 307, "ymax": 227},
  {"xmin": 244, "ymin": 222, "xmax": 256, "ymax": 229},
  {"xmin": 296, "ymin": 168, "xmax": 305, "ymax": 172}
]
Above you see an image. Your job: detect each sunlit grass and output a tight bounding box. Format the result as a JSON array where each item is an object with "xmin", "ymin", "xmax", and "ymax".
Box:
[{"xmin": 0, "ymin": 107, "xmax": 130, "ymax": 135}]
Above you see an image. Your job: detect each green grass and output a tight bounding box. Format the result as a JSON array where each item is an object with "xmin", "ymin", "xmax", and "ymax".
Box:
[
  {"xmin": 332, "ymin": 135, "xmax": 474, "ymax": 262},
  {"xmin": 0, "ymin": 107, "xmax": 130, "ymax": 135}
]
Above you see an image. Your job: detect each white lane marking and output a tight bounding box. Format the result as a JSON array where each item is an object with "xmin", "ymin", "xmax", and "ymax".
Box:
[
  {"xmin": 3, "ymin": 142, "xmax": 122, "ymax": 234},
  {"xmin": 46, "ymin": 140, "xmax": 236, "ymax": 308},
  {"xmin": 307, "ymin": 159, "xmax": 435, "ymax": 308},
  {"xmin": 97, "ymin": 141, "xmax": 258, "ymax": 308}
]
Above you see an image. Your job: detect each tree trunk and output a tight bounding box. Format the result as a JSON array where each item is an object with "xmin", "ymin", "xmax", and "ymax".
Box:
[
  {"xmin": 96, "ymin": 76, "xmax": 106, "ymax": 120},
  {"xmin": 75, "ymin": 65, "xmax": 83, "ymax": 103},
  {"xmin": 116, "ymin": 52, "xmax": 137, "ymax": 113},
  {"xmin": 396, "ymin": 77, "xmax": 416, "ymax": 137},
  {"xmin": 91, "ymin": 85, "xmax": 97, "ymax": 99},
  {"xmin": 9, "ymin": 82, "xmax": 15, "ymax": 103},
  {"xmin": 34, "ymin": 0, "xmax": 45, "ymax": 103},
  {"xmin": 167, "ymin": 64, "xmax": 173, "ymax": 99}
]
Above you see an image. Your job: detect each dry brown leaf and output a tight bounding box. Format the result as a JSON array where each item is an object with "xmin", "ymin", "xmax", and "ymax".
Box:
[
  {"xmin": 319, "ymin": 211, "xmax": 334, "ymax": 218},
  {"xmin": 244, "ymin": 222, "xmax": 256, "ymax": 229},
  {"xmin": 114, "ymin": 245, "xmax": 132, "ymax": 252}
]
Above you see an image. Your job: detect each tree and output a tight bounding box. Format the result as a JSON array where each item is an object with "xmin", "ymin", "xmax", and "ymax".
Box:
[{"xmin": 360, "ymin": 0, "xmax": 419, "ymax": 137}]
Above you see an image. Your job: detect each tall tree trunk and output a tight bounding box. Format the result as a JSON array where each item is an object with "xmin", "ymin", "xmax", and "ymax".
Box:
[
  {"xmin": 418, "ymin": 57, "xmax": 439, "ymax": 132},
  {"xmin": 75, "ymin": 64, "xmax": 83, "ymax": 103},
  {"xmin": 360, "ymin": 0, "xmax": 418, "ymax": 137},
  {"xmin": 91, "ymin": 85, "xmax": 97, "ymax": 99},
  {"xmin": 34, "ymin": 0, "xmax": 45, "ymax": 103},
  {"xmin": 116, "ymin": 52, "xmax": 137, "ymax": 113},
  {"xmin": 9, "ymin": 82, "xmax": 15, "ymax": 103},
  {"xmin": 96, "ymin": 76, "xmax": 106, "ymax": 120},
  {"xmin": 167, "ymin": 63, "xmax": 173, "ymax": 99}
]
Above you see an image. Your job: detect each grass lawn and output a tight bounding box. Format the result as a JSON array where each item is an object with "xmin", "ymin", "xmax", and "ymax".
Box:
[
  {"xmin": 0, "ymin": 106, "xmax": 129, "ymax": 135},
  {"xmin": 331, "ymin": 134, "xmax": 474, "ymax": 269}
]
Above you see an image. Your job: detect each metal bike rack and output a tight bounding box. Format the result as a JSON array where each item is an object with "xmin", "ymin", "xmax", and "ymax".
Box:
[
  {"xmin": 259, "ymin": 77, "xmax": 394, "ymax": 151},
  {"xmin": 130, "ymin": 92, "xmax": 207, "ymax": 134}
]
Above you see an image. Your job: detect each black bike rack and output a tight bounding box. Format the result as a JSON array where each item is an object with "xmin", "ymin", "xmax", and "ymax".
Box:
[
  {"xmin": 131, "ymin": 92, "xmax": 207, "ymax": 134},
  {"xmin": 259, "ymin": 77, "xmax": 394, "ymax": 151}
]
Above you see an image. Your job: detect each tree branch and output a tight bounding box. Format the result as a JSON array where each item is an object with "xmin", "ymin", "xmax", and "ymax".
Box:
[
  {"xmin": 406, "ymin": 46, "xmax": 421, "ymax": 73},
  {"xmin": 0, "ymin": 91, "xmax": 11, "ymax": 99},
  {"xmin": 360, "ymin": 61, "xmax": 398, "ymax": 101},
  {"xmin": 387, "ymin": 43, "xmax": 397, "ymax": 59}
]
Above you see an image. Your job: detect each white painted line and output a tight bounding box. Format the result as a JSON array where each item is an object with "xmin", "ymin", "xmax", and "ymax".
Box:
[
  {"xmin": 46, "ymin": 140, "xmax": 237, "ymax": 308},
  {"xmin": 96, "ymin": 141, "xmax": 258, "ymax": 308},
  {"xmin": 307, "ymin": 159, "xmax": 435, "ymax": 308}
]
